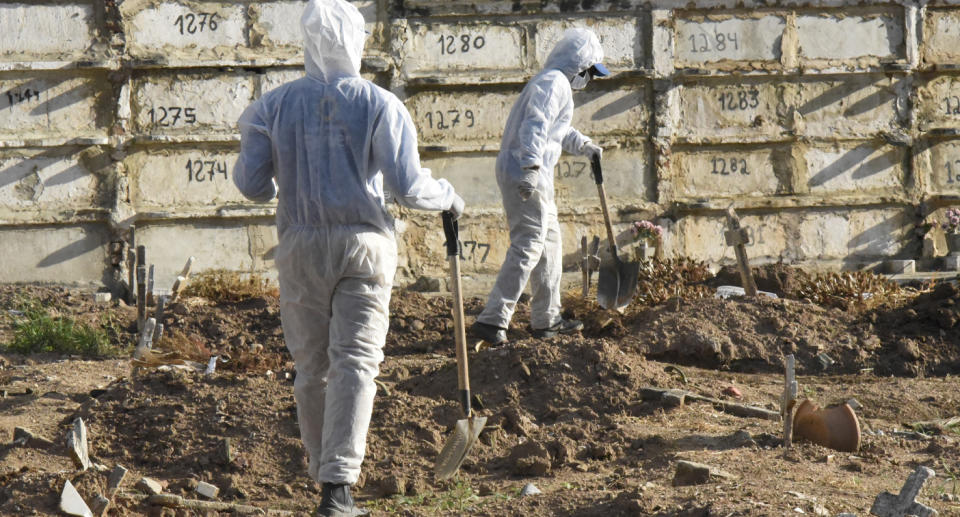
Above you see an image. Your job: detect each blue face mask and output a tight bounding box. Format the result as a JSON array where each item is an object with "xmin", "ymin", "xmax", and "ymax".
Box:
[{"xmin": 571, "ymin": 69, "xmax": 590, "ymax": 90}]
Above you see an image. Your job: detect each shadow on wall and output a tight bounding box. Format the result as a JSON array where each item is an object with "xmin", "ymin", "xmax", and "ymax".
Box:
[
  {"xmin": 807, "ymin": 143, "xmax": 898, "ymax": 188},
  {"xmin": 573, "ymin": 89, "xmax": 641, "ymax": 121},
  {"xmin": 842, "ymin": 211, "xmax": 915, "ymax": 268},
  {"xmin": 0, "ymin": 148, "xmax": 66, "ymax": 190},
  {"xmin": 796, "ymin": 77, "xmax": 901, "ymax": 119},
  {"xmin": 19, "ymin": 76, "xmax": 89, "ymax": 118},
  {"xmin": 37, "ymin": 229, "xmax": 105, "ymax": 269}
]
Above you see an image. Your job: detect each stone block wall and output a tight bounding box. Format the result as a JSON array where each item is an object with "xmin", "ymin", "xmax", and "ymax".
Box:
[{"xmin": 0, "ymin": 1, "xmax": 955, "ymax": 290}]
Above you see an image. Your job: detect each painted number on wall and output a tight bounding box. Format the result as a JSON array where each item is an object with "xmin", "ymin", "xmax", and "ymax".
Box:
[
  {"xmin": 710, "ymin": 157, "xmax": 749, "ymax": 175},
  {"xmin": 556, "ymin": 160, "xmax": 589, "ymax": 179},
  {"xmin": 944, "ymin": 96, "xmax": 960, "ymax": 116},
  {"xmin": 424, "ymin": 109, "xmax": 475, "ymax": 129},
  {"xmin": 174, "ymin": 12, "xmax": 219, "ymax": 35},
  {"xmin": 186, "ymin": 159, "xmax": 228, "ymax": 182},
  {"xmin": 945, "ymin": 160, "xmax": 960, "ymax": 184},
  {"xmin": 5, "ymin": 88, "xmax": 42, "ymax": 108},
  {"xmin": 460, "ymin": 240, "xmax": 491, "ymax": 263},
  {"xmin": 148, "ymin": 106, "xmax": 197, "ymax": 127},
  {"xmin": 717, "ymin": 89, "xmax": 759, "ymax": 111},
  {"xmin": 438, "ymin": 34, "xmax": 486, "ymax": 55},
  {"xmin": 689, "ymin": 31, "xmax": 740, "ymax": 54}
]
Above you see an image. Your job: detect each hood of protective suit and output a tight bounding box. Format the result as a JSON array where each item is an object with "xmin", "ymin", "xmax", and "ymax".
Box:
[
  {"xmin": 301, "ymin": 0, "xmax": 366, "ymax": 82},
  {"xmin": 543, "ymin": 28, "xmax": 604, "ymax": 80}
]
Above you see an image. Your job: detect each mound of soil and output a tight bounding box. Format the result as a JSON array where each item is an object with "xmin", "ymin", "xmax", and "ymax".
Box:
[{"xmin": 3, "ymin": 271, "xmax": 960, "ymax": 515}]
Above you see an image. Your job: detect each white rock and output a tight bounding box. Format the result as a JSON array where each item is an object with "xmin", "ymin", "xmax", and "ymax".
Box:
[
  {"xmin": 519, "ymin": 483, "xmax": 541, "ymax": 497},
  {"xmin": 59, "ymin": 480, "xmax": 93, "ymax": 517},
  {"xmin": 715, "ymin": 285, "xmax": 778, "ymax": 299},
  {"xmin": 196, "ymin": 481, "xmax": 219, "ymax": 499},
  {"xmin": 136, "ymin": 477, "xmax": 163, "ymax": 495}
]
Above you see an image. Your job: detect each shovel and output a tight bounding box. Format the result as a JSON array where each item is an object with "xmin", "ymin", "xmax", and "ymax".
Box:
[
  {"xmin": 592, "ymin": 155, "xmax": 640, "ymax": 310},
  {"xmin": 434, "ymin": 211, "xmax": 487, "ymax": 481}
]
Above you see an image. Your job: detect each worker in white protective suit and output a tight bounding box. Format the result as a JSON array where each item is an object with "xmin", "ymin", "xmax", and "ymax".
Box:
[
  {"xmin": 470, "ymin": 28, "xmax": 607, "ymax": 346},
  {"xmin": 232, "ymin": 0, "xmax": 464, "ymax": 515}
]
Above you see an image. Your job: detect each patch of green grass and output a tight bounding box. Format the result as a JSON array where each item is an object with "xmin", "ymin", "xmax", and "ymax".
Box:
[
  {"xmin": 3, "ymin": 305, "xmax": 118, "ymax": 357},
  {"xmin": 366, "ymin": 477, "xmax": 506, "ymax": 515}
]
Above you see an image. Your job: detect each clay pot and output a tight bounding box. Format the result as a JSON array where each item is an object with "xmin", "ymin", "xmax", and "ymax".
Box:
[{"xmin": 793, "ymin": 400, "xmax": 861, "ymax": 453}]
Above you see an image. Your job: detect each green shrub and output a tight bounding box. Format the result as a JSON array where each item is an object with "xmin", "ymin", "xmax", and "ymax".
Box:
[{"xmin": 6, "ymin": 308, "xmax": 115, "ymax": 357}]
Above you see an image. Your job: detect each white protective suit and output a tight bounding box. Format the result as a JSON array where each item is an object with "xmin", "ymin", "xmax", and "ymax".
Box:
[
  {"xmin": 233, "ymin": 0, "xmax": 460, "ymax": 486},
  {"xmin": 476, "ymin": 28, "xmax": 604, "ymax": 331}
]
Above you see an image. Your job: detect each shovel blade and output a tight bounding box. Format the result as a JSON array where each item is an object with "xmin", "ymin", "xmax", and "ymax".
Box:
[
  {"xmin": 434, "ymin": 416, "xmax": 487, "ymax": 481},
  {"xmin": 597, "ymin": 259, "xmax": 640, "ymax": 311}
]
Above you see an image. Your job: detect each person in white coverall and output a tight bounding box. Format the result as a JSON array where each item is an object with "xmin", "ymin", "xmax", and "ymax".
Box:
[
  {"xmin": 470, "ymin": 28, "xmax": 608, "ymax": 346},
  {"xmin": 232, "ymin": 0, "xmax": 464, "ymax": 515}
]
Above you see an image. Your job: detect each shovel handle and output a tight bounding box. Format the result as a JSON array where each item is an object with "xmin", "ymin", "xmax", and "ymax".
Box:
[
  {"xmin": 442, "ymin": 211, "xmax": 472, "ymax": 417},
  {"xmin": 442, "ymin": 211, "xmax": 460, "ymax": 258},
  {"xmin": 591, "ymin": 155, "xmax": 619, "ymax": 261}
]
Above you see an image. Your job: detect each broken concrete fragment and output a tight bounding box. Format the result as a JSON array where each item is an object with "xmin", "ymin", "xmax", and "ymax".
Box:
[
  {"xmin": 107, "ymin": 465, "xmax": 128, "ymax": 497},
  {"xmin": 60, "ymin": 480, "xmax": 93, "ymax": 517},
  {"xmin": 672, "ymin": 460, "xmax": 736, "ymax": 486},
  {"xmin": 136, "ymin": 477, "xmax": 164, "ymax": 495},
  {"xmin": 870, "ymin": 466, "xmax": 937, "ymax": 517},
  {"xmin": 215, "ymin": 438, "xmax": 233, "ymax": 465},
  {"xmin": 196, "ymin": 481, "xmax": 219, "ymax": 499},
  {"xmin": 66, "ymin": 417, "xmax": 90, "ymax": 471},
  {"xmin": 91, "ymin": 494, "xmax": 110, "ymax": 517}
]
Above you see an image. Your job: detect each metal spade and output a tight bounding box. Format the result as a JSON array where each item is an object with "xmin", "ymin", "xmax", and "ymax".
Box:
[
  {"xmin": 592, "ymin": 155, "xmax": 640, "ymax": 310},
  {"xmin": 434, "ymin": 211, "xmax": 487, "ymax": 481}
]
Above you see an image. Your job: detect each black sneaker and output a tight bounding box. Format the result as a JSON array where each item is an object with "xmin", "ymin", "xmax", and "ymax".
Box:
[
  {"xmin": 531, "ymin": 319, "xmax": 584, "ymax": 338},
  {"xmin": 470, "ymin": 321, "xmax": 508, "ymax": 346},
  {"xmin": 316, "ymin": 483, "xmax": 368, "ymax": 517}
]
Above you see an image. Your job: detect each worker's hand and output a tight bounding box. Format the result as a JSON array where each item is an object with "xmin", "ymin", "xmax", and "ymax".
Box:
[
  {"xmin": 519, "ymin": 166, "xmax": 539, "ymax": 202},
  {"xmin": 448, "ymin": 194, "xmax": 465, "ymax": 221},
  {"xmin": 582, "ymin": 142, "xmax": 602, "ymax": 162}
]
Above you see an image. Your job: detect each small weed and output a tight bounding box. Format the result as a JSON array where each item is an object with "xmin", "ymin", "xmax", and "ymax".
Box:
[
  {"xmin": 433, "ymin": 478, "xmax": 480, "ymax": 513},
  {"xmin": 5, "ymin": 307, "xmax": 117, "ymax": 357},
  {"xmin": 182, "ymin": 269, "xmax": 278, "ymax": 303},
  {"xmin": 940, "ymin": 460, "xmax": 959, "ymax": 496},
  {"xmin": 366, "ymin": 478, "xmax": 488, "ymax": 515}
]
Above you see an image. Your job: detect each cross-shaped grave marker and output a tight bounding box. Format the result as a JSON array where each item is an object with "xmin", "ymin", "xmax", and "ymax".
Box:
[
  {"xmin": 781, "ymin": 354, "xmax": 798, "ymax": 448},
  {"xmin": 870, "ymin": 466, "xmax": 938, "ymax": 517},
  {"xmin": 580, "ymin": 236, "xmax": 601, "ymax": 299},
  {"xmin": 724, "ymin": 207, "xmax": 758, "ymax": 297}
]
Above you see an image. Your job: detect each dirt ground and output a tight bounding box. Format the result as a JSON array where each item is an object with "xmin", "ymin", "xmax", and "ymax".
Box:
[{"xmin": 1, "ymin": 263, "xmax": 959, "ymax": 516}]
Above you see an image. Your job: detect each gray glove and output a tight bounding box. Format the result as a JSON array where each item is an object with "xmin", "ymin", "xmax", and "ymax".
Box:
[
  {"xmin": 518, "ymin": 166, "xmax": 539, "ymax": 202},
  {"xmin": 448, "ymin": 194, "xmax": 465, "ymax": 221},
  {"xmin": 581, "ymin": 142, "xmax": 602, "ymax": 161}
]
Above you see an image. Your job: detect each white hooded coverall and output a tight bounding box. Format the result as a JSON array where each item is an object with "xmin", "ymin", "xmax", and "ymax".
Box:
[
  {"xmin": 233, "ymin": 0, "xmax": 460, "ymax": 485},
  {"xmin": 476, "ymin": 28, "xmax": 604, "ymax": 331}
]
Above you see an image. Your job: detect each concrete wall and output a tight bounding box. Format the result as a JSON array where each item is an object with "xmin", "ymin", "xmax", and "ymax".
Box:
[{"xmin": 0, "ymin": 0, "xmax": 956, "ymax": 290}]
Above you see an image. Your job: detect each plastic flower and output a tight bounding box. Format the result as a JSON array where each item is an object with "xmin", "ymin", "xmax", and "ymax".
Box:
[
  {"xmin": 631, "ymin": 220, "xmax": 664, "ymax": 242},
  {"xmin": 942, "ymin": 208, "xmax": 960, "ymax": 234}
]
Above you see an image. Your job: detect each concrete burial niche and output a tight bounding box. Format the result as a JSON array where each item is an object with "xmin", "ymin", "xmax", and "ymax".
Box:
[{"xmin": 0, "ymin": 0, "xmax": 950, "ymax": 287}]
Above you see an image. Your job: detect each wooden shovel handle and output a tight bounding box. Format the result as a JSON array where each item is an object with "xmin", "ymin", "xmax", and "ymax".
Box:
[
  {"xmin": 591, "ymin": 156, "xmax": 619, "ymax": 262},
  {"xmin": 442, "ymin": 211, "xmax": 471, "ymax": 418}
]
